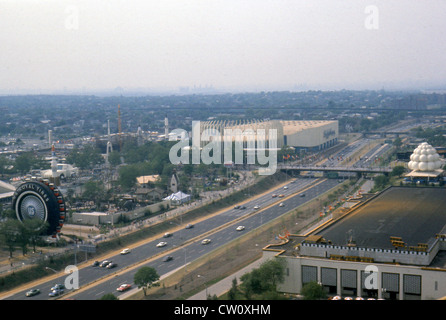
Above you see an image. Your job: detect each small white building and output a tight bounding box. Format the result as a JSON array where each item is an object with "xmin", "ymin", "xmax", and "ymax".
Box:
[{"xmin": 163, "ymin": 191, "xmax": 191, "ymax": 205}]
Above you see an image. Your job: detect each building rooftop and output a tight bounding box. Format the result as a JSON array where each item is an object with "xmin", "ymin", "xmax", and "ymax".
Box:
[
  {"xmin": 280, "ymin": 120, "xmax": 337, "ymax": 135},
  {"xmin": 266, "ymin": 187, "xmax": 446, "ymax": 266},
  {"xmin": 316, "ymin": 187, "xmax": 446, "ymax": 250}
]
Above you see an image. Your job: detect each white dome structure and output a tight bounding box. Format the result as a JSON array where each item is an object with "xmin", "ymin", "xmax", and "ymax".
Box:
[
  {"xmin": 408, "ymin": 142, "xmax": 443, "ymax": 172},
  {"xmin": 406, "ymin": 142, "xmax": 444, "ymax": 182}
]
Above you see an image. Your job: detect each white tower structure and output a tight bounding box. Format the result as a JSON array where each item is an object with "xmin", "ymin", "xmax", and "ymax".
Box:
[
  {"xmin": 51, "ymin": 144, "xmax": 57, "ymax": 177},
  {"xmin": 106, "ymin": 120, "xmax": 113, "ymax": 166},
  {"xmin": 49, "ymin": 144, "xmax": 60, "ymax": 185},
  {"xmin": 48, "ymin": 130, "xmax": 53, "ymax": 147},
  {"xmin": 165, "ymin": 115, "xmax": 169, "ymax": 140}
]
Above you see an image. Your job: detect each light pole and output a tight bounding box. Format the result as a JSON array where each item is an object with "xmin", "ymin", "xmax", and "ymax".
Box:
[
  {"xmin": 197, "ymin": 274, "xmax": 208, "ymax": 298},
  {"xmin": 45, "ymin": 267, "xmax": 58, "ymax": 273}
]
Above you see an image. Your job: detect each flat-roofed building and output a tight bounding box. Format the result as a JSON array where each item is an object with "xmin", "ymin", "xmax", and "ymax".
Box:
[
  {"xmin": 281, "ymin": 120, "xmax": 338, "ymax": 151},
  {"xmin": 198, "ymin": 119, "xmax": 338, "ymax": 152},
  {"xmin": 263, "ymin": 187, "xmax": 446, "ymax": 300}
]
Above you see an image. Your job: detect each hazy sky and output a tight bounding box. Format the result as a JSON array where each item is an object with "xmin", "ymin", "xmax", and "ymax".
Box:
[{"xmin": 1, "ymin": 0, "xmax": 446, "ymax": 93}]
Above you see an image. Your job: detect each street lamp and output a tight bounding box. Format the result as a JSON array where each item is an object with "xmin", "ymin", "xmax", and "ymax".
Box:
[
  {"xmin": 45, "ymin": 267, "xmax": 58, "ymax": 273},
  {"xmin": 197, "ymin": 274, "xmax": 208, "ymax": 298}
]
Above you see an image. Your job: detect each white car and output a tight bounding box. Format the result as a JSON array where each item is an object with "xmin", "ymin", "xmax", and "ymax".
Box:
[
  {"xmin": 156, "ymin": 241, "xmax": 167, "ymax": 247},
  {"xmin": 254, "ymin": 205, "xmax": 260, "ymax": 210},
  {"xmin": 236, "ymin": 226, "xmax": 245, "ymax": 231},
  {"xmin": 201, "ymin": 239, "xmax": 211, "ymax": 245},
  {"xmin": 120, "ymin": 248, "xmax": 131, "ymax": 255},
  {"xmin": 279, "ymin": 203, "xmax": 285, "ymax": 207},
  {"xmin": 41, "ymin": 163, "xmax": 79, "ymax": 179}
]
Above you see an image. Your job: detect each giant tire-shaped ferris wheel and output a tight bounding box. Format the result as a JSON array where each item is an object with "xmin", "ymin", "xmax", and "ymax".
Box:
[{"xmin": 12, "ymin": 180, "xmax": 66, "ymax": 237}]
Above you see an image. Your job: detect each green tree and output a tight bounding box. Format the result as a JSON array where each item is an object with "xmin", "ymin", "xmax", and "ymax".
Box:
[
  {"xmin": 374, "ymin": 174, "xmax": 390, "ymax": 191},
  {"xmin": 228, "ymin": 277, "xmax": 239, "ymax": 300},
  {"xmin": 82, "ymin": 180, "xmax": 105, "ymax": 202},
  {"xmin": 391, "ymin": 165, "xmax": 405, "ymax": 177},
  {"xmin": 22, "ymin": 220, "xmax": 49, "ymax": 253},
  {"xmin": 0, "ymin": 220, "xmax": 22, "ymax": 258},
  {"xmin": 108, "ymin": 150, "xmax": 122, "ymax": 166},
  {"xmin": 67, "ymin": 145, "xmax": 104, "ymax": 170},
  {"xmin": 393, "ymin": 137, "xmax": 403, "ymax": 149},
  {"xmin": 14, "ymin": 152, "xmax": 36, "ymax": 174},
  {"xmin": 134, "ymin": 266, "xmax": 160, "ymax": 296},
  {"xmin": 99, "ymin": 293, "xmax": 118, "ymax": 300},
  {"xmin": 118, "ymin": 165, "xmax": 139, "ymax": 190},
  {"xmin": 240, "ymin": 258, "xmax": 286, "ymax": 299},
  {"xmin": 0, "ymin": 155, "xmax": 11, "ymax": 174},
  {"xmin": 301, "ymin": 281, "xmax": 326, "ymax": 300}
]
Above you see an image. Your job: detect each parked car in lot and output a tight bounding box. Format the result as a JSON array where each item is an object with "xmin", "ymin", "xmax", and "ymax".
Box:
[
  {"xmin": 117, "ymin": 284, "xmax": 132, "ymax": 292},
  {"xmin": 26, "ymin": 289, "xmax": 40, "ymax": 297},
  {"xmin": 157, "ymin": 241, "xmax": 167, "ymax": 247},
  {"xmin": 201, "ymin": 239, "xmax": 211, "ymax": 245}
]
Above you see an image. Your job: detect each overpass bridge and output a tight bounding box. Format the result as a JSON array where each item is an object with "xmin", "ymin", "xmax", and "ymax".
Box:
[
  {"xmin": 277, "ymin": 164, "xmax": 393, "ymax": 175},
  {"xmin": 362, "ymin": 131, "xmax": 408, "ymax": 138}
]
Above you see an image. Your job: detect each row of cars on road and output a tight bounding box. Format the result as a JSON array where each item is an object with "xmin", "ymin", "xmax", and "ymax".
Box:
[
  {"xmin": 26, "ymin": 283, "xmax": 65, "ymax": 298},
  {"xmin": 92, "ymin": 259, "xmax": 117, "ymax": 269}
]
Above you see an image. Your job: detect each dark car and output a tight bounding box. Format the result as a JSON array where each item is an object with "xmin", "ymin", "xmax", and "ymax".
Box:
[
  {"xmin": 49, "ymin": 288, "xmax": 64, "ymax": 297},
  {"xmin": 185, "ymin": 224, "xmax": 194, "ymax": 229},
  {"xmin": 162, "ymin": 255, "xmax": 173, "ymax": 262},
  {"xmin": 99, "ymin": 260, "xmax": 111, "ymax": 267},
  {"xmin": 51, "ymin": 284, "xmax": 65, "ymax": 291}
]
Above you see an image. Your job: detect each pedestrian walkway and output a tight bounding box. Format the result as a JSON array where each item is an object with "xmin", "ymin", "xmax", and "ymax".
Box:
[{"xmin": 188, "ymin": 258, "xmax": 266, "ymax": 300}]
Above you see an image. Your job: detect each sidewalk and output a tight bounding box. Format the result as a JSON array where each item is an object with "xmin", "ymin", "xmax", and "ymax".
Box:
[{"xmin": 187, "ymin": 258, "xmax": 266, "ymax": 300}]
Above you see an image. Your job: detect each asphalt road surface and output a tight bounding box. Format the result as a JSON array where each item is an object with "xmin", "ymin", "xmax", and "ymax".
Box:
[{"xmin": 6, "ymin": 177, "xmax": 341, "ymax": 300}]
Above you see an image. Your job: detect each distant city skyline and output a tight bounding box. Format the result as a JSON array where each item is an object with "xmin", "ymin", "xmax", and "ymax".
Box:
[{"xmin": 1, "ymin": 0, "xmax": 446, "ymax": 95}]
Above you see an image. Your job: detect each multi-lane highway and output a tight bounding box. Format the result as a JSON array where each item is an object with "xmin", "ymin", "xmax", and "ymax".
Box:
[
  {"xmin": 5, "ymin": 177, "xmax": 341, "ymax": 300},
  {"xmin": 4, "ymin": 136, "xmax": 395, "ymax": 300}
]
